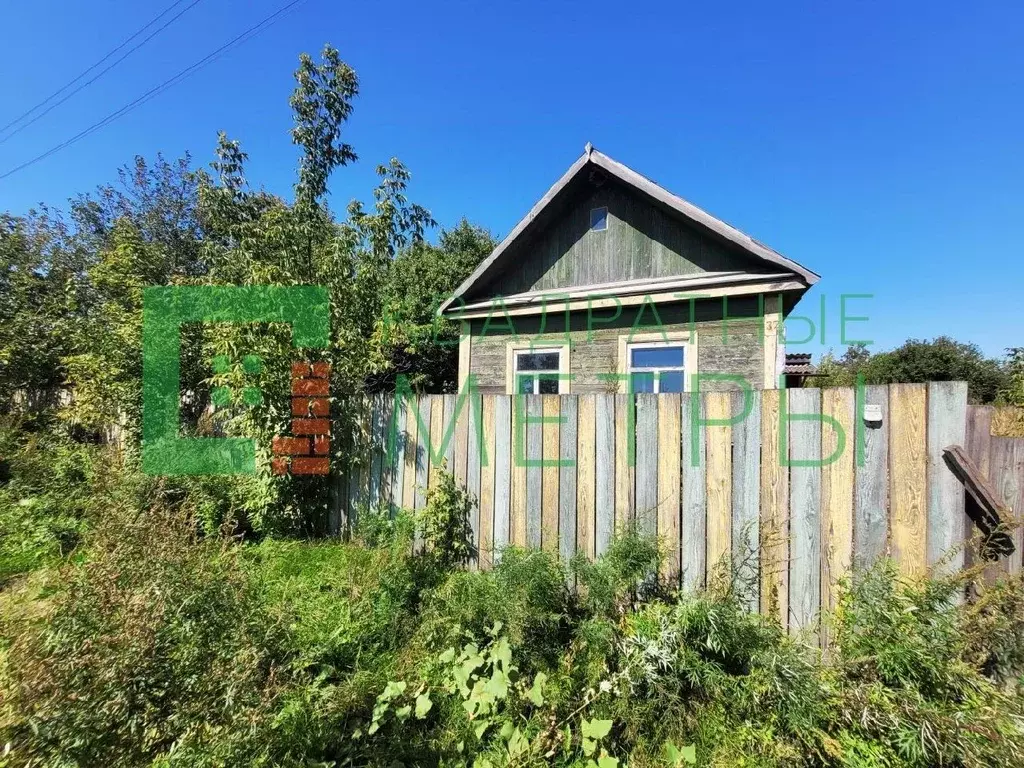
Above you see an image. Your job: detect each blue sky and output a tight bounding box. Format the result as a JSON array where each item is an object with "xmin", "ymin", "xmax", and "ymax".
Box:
[{"xmin": 2, "ymin": 0, "xmax": 1021, "ymax": 360}]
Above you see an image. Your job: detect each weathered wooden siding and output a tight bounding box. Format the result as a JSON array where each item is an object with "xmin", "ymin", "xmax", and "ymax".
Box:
[
  {"xmin": 332, "ymin": 384, "xmax": 1013, "ymax": 636},
  {"xmin": 468, "ymin": 298, "xmax": 765, "ymax": 394},
  {"xmin": 474, "ymin": 179, "xmax": 769, "ymax": 297}
]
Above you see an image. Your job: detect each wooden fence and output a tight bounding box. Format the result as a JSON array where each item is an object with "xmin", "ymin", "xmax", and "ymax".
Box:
[{"xmin": 330, "ymin": 382, "xmax": 1023, "ymax": 637}]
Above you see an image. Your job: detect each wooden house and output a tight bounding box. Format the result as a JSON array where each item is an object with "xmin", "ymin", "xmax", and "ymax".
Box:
[{"xmin": 439, "ymin": 145, "xmax": 819, "ymax": 395}]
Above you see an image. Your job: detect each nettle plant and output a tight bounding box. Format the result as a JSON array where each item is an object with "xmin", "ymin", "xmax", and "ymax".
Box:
[{"xmin": 361, "ymin": 621, "xmax": 694, "ymax": 767}]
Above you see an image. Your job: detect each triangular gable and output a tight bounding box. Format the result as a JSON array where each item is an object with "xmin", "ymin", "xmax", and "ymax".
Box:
[{"xmin": 439, "ymin": 144, "xmax": 819, "ymax": 315}]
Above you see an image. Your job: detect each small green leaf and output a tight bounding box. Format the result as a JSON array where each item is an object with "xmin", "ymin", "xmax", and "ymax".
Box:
[
  {"xmin": 414, "ymin": 692, "xmax": 433, "ymax": 719},
  {"xmin": 528, "ymin": 671, "xmax": 547, "ymax": 706},
  {"xmin": 474, "ymin": 721, "xmax": 489, "ymax": 740},
  {"xmin": 395, "ymin": 705, "xmax": 411, "ymax": 721},
  {"xmin": 597, "ymin": 755, "xmax": 619, "ymax": 768},
  {"xmin": 582, "ymin": 718, "xmax": 613, "ymax": 740}
]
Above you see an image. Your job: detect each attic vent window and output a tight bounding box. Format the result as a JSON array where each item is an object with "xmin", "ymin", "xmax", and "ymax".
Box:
[{"xmin": 590, "ymin": 206, "xmax": 608, "ymax": 232}]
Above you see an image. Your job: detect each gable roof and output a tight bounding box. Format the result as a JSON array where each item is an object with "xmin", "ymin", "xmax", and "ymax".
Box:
[{"xmin": 440, "ymin": 144, "xmax": 819, "ymax": 315}]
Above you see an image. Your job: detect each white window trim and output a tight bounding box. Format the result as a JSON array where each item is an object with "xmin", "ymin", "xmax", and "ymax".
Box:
[
  {"xmin": 589, "ymin": 206, "xmax": 608, "ymax": 232},
  {"xmin": 505, "ymin": 342, "xmax": 571, "ymax": 395},
  {"xmin": 617, "ymin": 330, "xmax": 697, "ymax": 394}
]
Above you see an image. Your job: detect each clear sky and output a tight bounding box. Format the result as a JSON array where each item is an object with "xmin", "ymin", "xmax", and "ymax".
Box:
[{"xmin": 2, "ymin": 0, "xmax": 1021, "ymax": 360}]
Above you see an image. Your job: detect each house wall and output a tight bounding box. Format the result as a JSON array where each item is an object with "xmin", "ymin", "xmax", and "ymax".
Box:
[
  {"xmin": 473, "ymin": 179, "xmax": 772, "ymax": 298},
  {"xmin": 466, "ymin": 297, "xmax": 768, "ymax": 394}
]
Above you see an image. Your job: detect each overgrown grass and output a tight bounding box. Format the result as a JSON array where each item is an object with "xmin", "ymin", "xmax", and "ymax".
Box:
[{"xmin": 2, "ymin": 432, "xmax": 1024, "ymax": 767}]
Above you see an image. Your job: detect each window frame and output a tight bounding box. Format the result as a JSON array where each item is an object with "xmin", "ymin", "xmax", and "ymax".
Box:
[
  {"xmin": 505, "ymin": 343, "xmax": 571, "ymax": 395},
  {"xmin": 617, "ymin": 330, "xmax": 697, "ymax": 394},
  {"xmin": 589, "ymin": 206, "xmax": 608, "ymax": 232}
]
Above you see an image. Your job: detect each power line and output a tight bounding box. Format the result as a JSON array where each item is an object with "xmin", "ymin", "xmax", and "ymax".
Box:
[
  {"xmin": 0, "ymin": 0, "xmax": 202, "ymax": 140},
  {"xmin": 0, "ymin": 0, "xmax": 307, "ymax": 182}
]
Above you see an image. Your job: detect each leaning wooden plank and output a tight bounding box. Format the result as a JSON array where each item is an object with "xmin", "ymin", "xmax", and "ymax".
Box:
[
  {"xmin": 402, "ymin": 394, "xmax": 419, "ymax": 511},
  {"xmin": 541, "ymin": 395, "xmax": 560, "ymax": 551},
  {"xmin": 576, "ymin": 394, "xmax": 597, "ymax": 559},
  {"xmin": 705, "ymin": 391, "xmax": 732, "ymax": 579},
  {"xmin": 359, "ymin": 397, "xmax": 371, "ymax": 506},
  {"xmin": 731, "ymin": 389, "xmax": 760, "ymax": 611},
  {"xmin": 927, "ymin": 382, "xmax": 968, "ymax": 576},
  {"xmin": 658, "ymin": 393, "xmax": 682, "ymax": 581},
  {"xmin": 760, "ymin": 389, "xmax": 788, "ymax": 627},
  {"xmin": 467, "ymin": 393, "xmax": 483, "ymax": 566},
  {"xmin": 492, "ymin": 396, "xmax": 512, "ymax": 560},
  {"xmin": 615, "ymin": 394, "xmax": 635, "ymax": 529},
  {"xmin": 479, "ymin": 396, "xmax": 497, "ymax": 569},
  {"xmin": 681, "ymin": 392, "xmax": 707, "ymax": 591},
  {"xmin": 559, "ymin": 396, "xmax": 579, "ymax": 564},
  {"xmin": 511, "ymin": 395, "xmax": 529, "ymax": 546},
  {"xmin": 946, "ymin": 442, "xmax": 1011, "ymax": 544},
  {"xmin": 889, "ymin": 383, "xmax": 928, "ymax": 578},
  {"xmin": 527, "ymin": 395, "xmax": 544, "ymax": 549},
  {"xmin": 821, "ymin": 387, "xmax": 854, "ymax": 615},
  {"xmin": 854, "ymin": 385, "xmax": 889, "ymax": 568},
  {"xmin": 634, "ymin": 393, "xmax": 659, "ymax": 538},
  {"xmin": 595, "ymin": 394, "xmax": 616, "ymax": 555},
  {"xmin": 788, "ymin": 387, "xmax": 822, "ymax": 641}
]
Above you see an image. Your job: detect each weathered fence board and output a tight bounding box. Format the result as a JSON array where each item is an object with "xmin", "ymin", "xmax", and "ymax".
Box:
[
  {"xmin": 927, "ymin": 382, "xmax": 967, "ymax": 575},
  {"xmin": 595, "ymin": 395, "xmax": 616, "ymax": 555},
  {"xmin": 854, "ymin": 385, "xmax": 888, "ymax": 568},
  {"xmin": 658, "ymin": 393, "xmax": 682, "ymax": 579},
  {"xmin": 332, "ymin": 382, "xmax": 1016, "ymax": 625},
  {"xmin": 788, "ymin": 388, "xmax": 821, "ymax": 639},
  {"xmin": 732, "ymin": 390, "xmax": 760, "ymax": 611},
  {"xmin": 576, "ymin": 395, "xmax": 597, "ymax": 559},
  {"xmin": 681, "ymin": 393, "xmax": 707, "ymax": 591},
  {"xmin": 559, "ymin": 396, "xmax": 578, "ymax": 564},
  {"xmin": 526, "ymin": 395, "xmax": 543, "ymax": 549}
]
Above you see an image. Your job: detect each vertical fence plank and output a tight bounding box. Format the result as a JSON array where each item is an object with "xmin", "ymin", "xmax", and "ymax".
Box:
[
  {"xmin": 615, "ymin": 394, "xmax": 635, "ymax": 530},
  {"xmin": 821, "ymin": 387, "xmax": 854, "ymax": 616},
  {"xmin": 595, "ymin": 395, "xmax": 616, "ymax": 556},
  {"xmin": 577, "ymin": 395, "xmax": 597, "ymax": 559},
  {"xmin": 415, "ymin": 396, "xmax": 431, "ymax": 511},
  {"xmin": 559, "ymin": 396, "xmax": 579, "ymax": 564},
  {"xmin": 359, "ymin": 398, "xmax": 371, "ymax": 506},
  {"xmin": 635, "ymin": 394, "xmax": 659, "ymax": 537},
  {"xmin": 992, "ymin": 438, "xmax": 1024, "ymax": 575},
  {"xmin": 854, "ymin": 385, "xmax": 889, "ymax": 568},
  {"xmin": 658, "ymin": 393, "xmax": 682, "ymax": 580},
  {"xmin": 493, "ymin": 396, "xmax": 512, "ymax": 560},
  {"xmin": 705, "ymin": 391, "xmax": 732, "ymax": 576},
  {"xmin": 379, "ymin": 395, "xmax": 394, "ymax": 509},
  {"xmin": 890, "ymin": 383, "xmax": 928, "ymax": 578},
  {"xmin": 443, "ymin": 394, "xmax": 456, "ymax": 471},
  {"xmin": 527, "ymin": 395, "xmax": 543, "ymax": 549},
  {"xmin": 389, "ymin": 395, "xmax": 406, "ymax": 512},
  {"xmin": 542, "ymin": 396, "xmax": 560, "ymax": 552},
  {"xmin": 511, "ymin": 395, "xmax": 528, "ymax": 546},
  {"xmin": 681, "ymin": 393, "xmax": 707, "ymax": 591},
  {"xmin": 369, "ymin": 394, "xmax": 383, "ymax": 508},
  {"xmin": 454, "ymin": 390, "xmax": 470, "ymax": 487},
  {"xmin": 927, "ymin": 381, "xmax": 967, "ymax": 575},
  {"xmin": 401, "ymin": 395, "xmax": 419, "ymax": 511},
  {"xmin": 467, "ymin": 393, "xmax": 483, "ymax": 565},
  {"xmin": 760, "ymin": 389, "xmax": 788, "ymax": 626},
  {"xmin": 479, "ymin": 396, "xmax": 496, "ymax": 569},
  {"xmin": 788, "ymin": 388, "xmax": 822, "ymax": 640},
  {"xmin": 732, "ymin": 390, "xmax": 760, "ymax": 611},
  {"xmin": 428, "ymin": 396, "xmax": 444, "ymax": 491}
]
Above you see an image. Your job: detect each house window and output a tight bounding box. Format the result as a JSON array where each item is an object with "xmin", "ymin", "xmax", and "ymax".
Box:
[
  {"xmin": 590, "ymin": 206, "xmax": 608, "ymax": 232},
  {"xmin": 514, "ymin": 348, "xmax": 563, "ymax": 394},
  {"xmin": 627, "ymin": 343, "xmax": 685, "ymax": 393}
]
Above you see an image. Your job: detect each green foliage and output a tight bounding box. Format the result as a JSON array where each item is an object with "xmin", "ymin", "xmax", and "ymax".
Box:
[{"xmin": 816, "ymin": 337, "xmax": 1011, "ymax": 404}]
